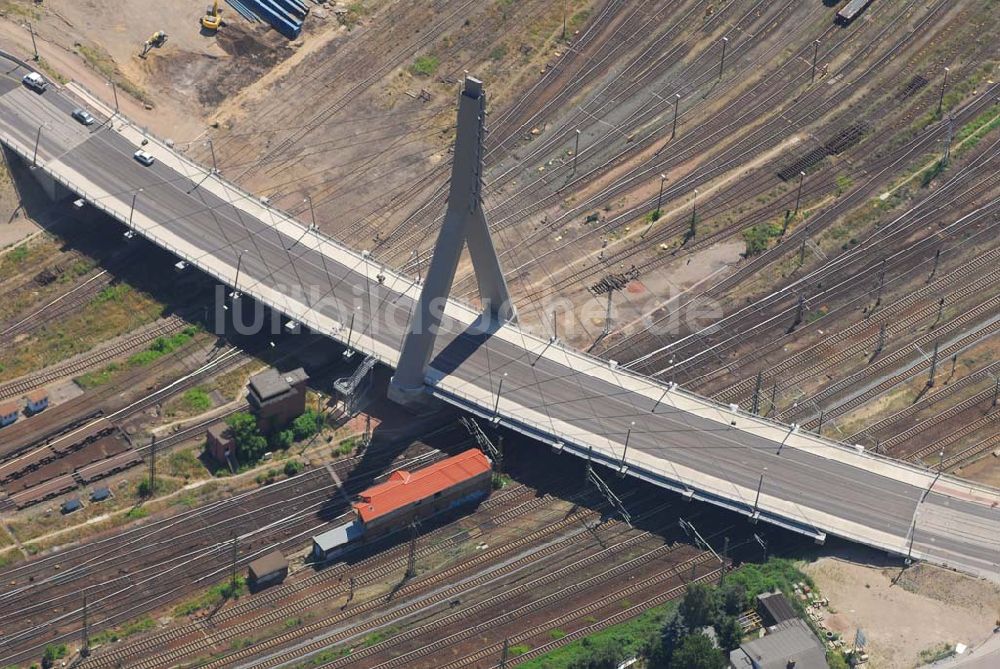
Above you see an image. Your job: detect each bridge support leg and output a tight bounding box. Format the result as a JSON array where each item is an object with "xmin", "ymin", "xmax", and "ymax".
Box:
[{"xmin": 389, "ymin": 76, "xmax": 515, "ymax": 407}]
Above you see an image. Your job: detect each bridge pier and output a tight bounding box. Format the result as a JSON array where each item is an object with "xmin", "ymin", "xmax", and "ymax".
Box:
[
  {"xmin": 4, "ymin": 146, "xmax": 72, "ymax": 202},
  {"xmin": 389, "ymin": 76, "xmax": 515, "ymax": 408}
]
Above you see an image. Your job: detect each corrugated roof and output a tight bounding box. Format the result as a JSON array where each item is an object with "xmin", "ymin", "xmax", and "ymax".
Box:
[
  {"xmin": 757, "ymin": 590, "xmax": 798, "ymax": 625},
  {"xmin": 248, "ymin": 550, "xmax": 287, "ymax": 579},
  {"xmin": 313, "ymin": 519, "xmax": 363, "ymax": 552},
  {"xmin": 730, "ymin": 618, "xmax": 827, "ymax": 669},
  {"xmin": 353, "ymin": 449, "xmax": 491, "ymax": 524}
]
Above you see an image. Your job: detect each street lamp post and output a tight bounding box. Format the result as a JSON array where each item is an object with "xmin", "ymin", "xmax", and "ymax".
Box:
[
  {"xmin": 304, "ymin": 194, "xmax": 317, "ymax": 230},
  {"xmin": 671, "ymin": 93, "xmax": 681, "ymax": 138},
  {"xmin": 232, "ymin": 248, "xmax": 247, "ymax": 299},
  {"xmin": 718, "ymin": 37, "xmax": 729, "ymax": 79},
  {"xmin": 127, "ymin": 188, "xmax": 143, "ymax": 237},
  {"xmin": 810, "ymin": 39, "xmax": 820, "ymax": 83},
  {"xmin": 937, "ymin": 67, "xmax": 950, "ymax": 115}
]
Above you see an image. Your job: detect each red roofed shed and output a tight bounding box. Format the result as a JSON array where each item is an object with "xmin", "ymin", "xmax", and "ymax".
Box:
[{"xmin": 353, "ymin": 449, "xmax": 491, "ymax": 535}]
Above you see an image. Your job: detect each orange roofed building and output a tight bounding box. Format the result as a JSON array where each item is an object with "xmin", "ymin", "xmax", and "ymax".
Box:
[{"xmin": 353, "ymin": 449, "xmax": 492, "ymax": 536}]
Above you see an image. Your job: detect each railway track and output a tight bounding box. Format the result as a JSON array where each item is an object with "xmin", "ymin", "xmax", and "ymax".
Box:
[
  {"xmin": 0, "ymin": 315, "xmax": 187, "ymax": 401},
  {"xmin": 941, "ymin": 432, "xmax": 1000, "ymax": 471},
  {"xmin": 354, "ymin": 549, "xmax": 719, "ymax": 669},
  {"xmin": 906, "ymin": 411, "xmax": 999, "ymax": 465},
  {"xmin": 880, "ymin": 385, "xmax": 1000, "ymax": 452}
]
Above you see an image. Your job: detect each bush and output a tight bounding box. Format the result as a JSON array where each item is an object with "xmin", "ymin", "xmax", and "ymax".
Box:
[
  {"xmin": 41, "ymin": 645, "xmax": 67, "ymax": 669},
  {"xmin": 291, "ymin": 410, "xmax": 323, "ymax": 441},
  {"xmin": 411, "ymin": 55, "xmax": 440, "ymax": 76},
  {"xmin": 227, "ymin": 412, "xmax": 267, "ymax": 463},
  {"xmin": 670, "ymin": 634, "xmax": 725, "ymax": 669},
  {"xmin": 283, "ymin": 460, "xmax": 304, "ymax": 476},
  {"xmin": 742, "ymin": 221, "xmax": 783, "ymax": 256},
  {"xmin": 270, "ymin": 429, "xmax": 294, "ymax": 450}
]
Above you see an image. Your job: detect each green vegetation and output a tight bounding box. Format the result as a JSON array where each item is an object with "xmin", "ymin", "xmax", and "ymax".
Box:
[
  {"xmin": 179, "ymin": 387, "xmax": 212, "ymax": 413},
  {"xmin": 954, "ymin": 108, "xmax": 1000, "ymax": 156},
  {"xmin": 174, "ymin": 576, "xmax": 246, "ymax": 616},
  {"xmin": 76, "ymin": 363, "xmax": 121, "ymax": 389},
  {"xmin": 742, "ymin": 221, "xmax": 783, "ymax": 257},
  {"xmin": 41, "ymin": 644, "xmax": 67, "ymax": 669},
  {"xmin": 827, "ymin": 650, "xmax": 851, "ymax": 669},
  {"xmin": 523, "ymin": 558, "xmax": 813, "ymax": 668},
  {"xmin": 89, "ymin": 616, "xmax": 156, "ymax": 646},
  {"xmin": 128, "ymin": 326, "xmax": 199, "ymax": 366},
  {"xmin": 283, "ymin": 460, "xmax": 304, "ymax": 476},
  {"xmin": 291, "ymin": 409, "xmax": 324, "ymax": 441},
  {"xmin": 227, "ymin": 412, "xmax": 268, "ymax": 463},
  {"xmin": 8, "ymin": 245, "xmax": 28, "ymax": 263},
  {"xmin": 76, "ymin": 42, "xmax": 153, "ymax": 106},
  {"xmin": 549, "ymin": 629, "xmax": 567, "ymax": 640},
  {"xmin": 835, "ymin": 174, "xmax": 853, "ymax": 195},
  {"xmin": 334, "ymin": 436, "xmax": 359, "ymax": 457},
  {"xmin": 508, "ymin": 644, "xmax": 531, "ymax": 656},
  {"xmin": 919, "ymin": 643, "xmax": 956, "ymax": 665},
  {"xmin": 33, "ymin": 57, "xmax": 67, "ymax": 85},
  {"xmin": 490, "ymin": 44, "xmax": 508, "ymax": 61},
  {"xmin": 362, "ymin": 625, "xmax": 399, "ymax": 647},
  {"xmin": 411, "ymin": 54, "xmax": 440, "ymax": 77},
  {"xmin": 919, "ymin": 158, "xmax": 947, "ymax": 188},
  {"xmin": 125, "ymin": 506, "xmax": 150, "ymax": 520}
]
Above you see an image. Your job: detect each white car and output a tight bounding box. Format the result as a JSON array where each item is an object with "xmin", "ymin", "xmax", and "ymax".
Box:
[
  {"xmin": 133, "ymin": 149, "xmax": 155, "ymax": 166},
  {"xmin": 21, "ymin": 72, "xmax": 47, "ymax": 92}
]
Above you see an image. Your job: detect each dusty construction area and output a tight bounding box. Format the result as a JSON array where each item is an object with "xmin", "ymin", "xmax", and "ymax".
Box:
[{"xmin": 0, "ymin": 0, "xmax": 999, "ymax": 667}]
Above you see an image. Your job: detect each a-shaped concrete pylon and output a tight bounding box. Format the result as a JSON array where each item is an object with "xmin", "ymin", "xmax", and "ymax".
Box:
[{"xmin": 390, "ymin": 76, "xmax": 515, "ymax": 406}]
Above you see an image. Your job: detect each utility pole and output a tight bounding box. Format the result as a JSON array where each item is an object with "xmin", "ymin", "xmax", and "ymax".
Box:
[
  {"xmin": 561, "ymin": 0, "xmax": 567, "ymax": 40},
  {"xmin": 810, "ymin": 39, "xmax": 820, "ymax": 83},
  {"xmin": 32, "ymin": 125, "xmax": 42, "ymax": 167},
  {"xmin": 128, "ymin": 188, "xmax": 143, "ymax": 234},
  {"xmin": 602, "ymin": 288, "xmax": 615, "ymax": 336},
  {"xmin": 28, "ymin": 22, "xmax": 38, "ymax": 61},
  {"xmin": 572, "ymin": 128, "xmax": 580, "ymax": 175},
  {"xmin": 206, "ymin": 138, "xmax": 218, "ymax": 174},
  {"xmin": 619, "ymin": 421, "xmax": 635, "ymax": 473},
  {"xmin": 769, "ymin": 382, "xmax": 778, "ymax": 417},
  {"xmin": 875, "ymin": 322, "xmax": 887, "ymax": 356},
  {"xmin": 937, "ymin": 66, "xmax": 950, "ymax": 116},
  {"xmin": 492, "ymin": 371, "xmax": 507, "ymax": 418},
  {"xmin": 752, "ymin": 370, "xmax": 763, "ymax": 415},
  {"xmin": 500, "ymin": 638, "xmax": 510, "ymax": 669},
  {"xmin": 718, "ymin": 37, "xmax": 729, "ymax": 79},
  {"xmin": 720, "ymin": 536, "xmax": 729, "ymax": 585},
  {"xmin": 943, "ymin": 114, "xmax": 954, "ymax": 165},
  {"xmin": 655, "ymin": 173, "xmax": 667, "ymax": 217},
  {"xmin": 347, "ymin": 576, "xmax": 356, "ymax": 606},
  {"xmin": 232, "ymin": 248, "xmax": 248, "ymax": 297},
  {"xmin": 817, "ymin": 410, "xmax": 825, "ymax": 436},
  {"xmin": 147, "ymin": 435, "xmax": 156, "ymax": 496},
  {"xmin": 927, "ymin": 342, "xmax": 940, "ymax": 387},
  {"xmin": 362, "ymin": 413, "xmax": 372, "ymax": 451},
  {"xmin": 992, "ymin": 378, "xmax": 999, "ymax": 408},
  {"xmin": 874, "ymin": 258, "xmax": 886, "ymax": 308},
  {"xmin": 794, "ymin": 171, "xmax": 805, "ymax": 215},
  {"xmin": 752, "ymin": 468, "xmax": 766, "ymax": 520},
  {"xmin": 111, "ymin": 81, "xmax": 119, "ymax": 115},
  {"xmin": 928, "ymin": 248, "xmax": 941, "ymax": 283},
  {"xmin": 81, "ymin": 593, "xmax": 90, "ymax": 657},
  {"xmin": 933, "ymin": 297, "xmax": 945, "ymax": 329},
  {"xmin": 671, "ymin": 93, "xmax": 681, "ymax": 139},
  {"xmin": 230, "ymin": 534, "xmax": 239, "ymax": 597},
  {"xmin": 790, "ymin": 293, "xmax": 805, "ymax": 330},
  {"xmin": 405, "ymin": 522, "xmax": 418, "ymax": 579}
]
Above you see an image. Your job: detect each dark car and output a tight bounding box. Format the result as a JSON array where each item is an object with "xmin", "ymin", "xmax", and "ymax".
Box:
[{"xmin": 71, "ymin": 108, "xmax": 95, "ymax": 125}]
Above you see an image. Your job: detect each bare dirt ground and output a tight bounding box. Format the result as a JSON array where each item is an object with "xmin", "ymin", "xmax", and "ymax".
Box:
[{"xmin": 805, "ymin": 547, "xmax": 1000, "ymax": 669}]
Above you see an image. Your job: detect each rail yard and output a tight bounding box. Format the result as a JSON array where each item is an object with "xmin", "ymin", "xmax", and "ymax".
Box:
[{"xmin": 0, "ymin": 0, "xmax": 999, "ymax": 668}]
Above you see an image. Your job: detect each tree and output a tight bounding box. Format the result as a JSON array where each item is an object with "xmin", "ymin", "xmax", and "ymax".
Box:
[
  {"xmin": 226, "ymin": 412, "xmax": 267, "ymax": 462},
  {"xmin": 270, "ymin": 429, "xmax": 294, "ymax": 450},
  {"xmin": 715, "ymin": 615, "xmax": 743, "ymax": 651},
  {"xmin": 283, "ymin": 460, "xmax": 304, "ymax": 476},
  {"xmin": 679, "ymin": 582, "xmax": 718, "ymax": 629},
  {"xmin": 292, "ymin": 410, "xmax": 323, "ymax": 441},
  {"xmin": 649, "ymin": 610, "xmax": 688, "ymax": 667},
  {"xmin": 719, "ymin": 582, "xmax": 747, "ymax": 616},
  {"xmin": 670, "ymin": 634, "xmax": 725, "ymax": 669}
]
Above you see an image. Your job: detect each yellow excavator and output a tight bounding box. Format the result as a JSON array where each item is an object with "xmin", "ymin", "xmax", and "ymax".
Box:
[
  {"xmin": 139, "ymin": 31, "xmax": 168, "ymax": 58},
  {"xmin": 201, "ymin": 1, "xmax": 223, "ymax": 32}
]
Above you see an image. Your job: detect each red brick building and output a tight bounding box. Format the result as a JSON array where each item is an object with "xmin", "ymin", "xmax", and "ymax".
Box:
[{"xmin": 247, "ymin": 367, "xmax": 309, "ymax": 433}]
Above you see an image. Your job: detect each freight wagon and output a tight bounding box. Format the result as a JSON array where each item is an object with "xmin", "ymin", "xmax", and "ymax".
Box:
[{"xmin": 837, "ymin": 0, "xmax": 873, "ymax": 24}]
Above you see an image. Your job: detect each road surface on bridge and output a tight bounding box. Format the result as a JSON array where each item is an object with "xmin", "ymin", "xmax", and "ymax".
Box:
[{"xmin": 1, "ymin": 57, "xmax": 996, "ymax": 581}]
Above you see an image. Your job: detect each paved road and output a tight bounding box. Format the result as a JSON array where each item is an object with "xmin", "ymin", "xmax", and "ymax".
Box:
[{"xmin": 1, "ymin": 59, "xmax": 997, "ymax": 582}]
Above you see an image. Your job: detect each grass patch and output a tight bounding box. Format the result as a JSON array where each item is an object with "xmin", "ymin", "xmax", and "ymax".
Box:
[
  {"xmin": 76, "ymin": 42, "xmax": 153, "ymax": 106},
  {"xmin": 411, "ymin": 55, "xmax": 440, "ymax": 77},
  {"xmin": 174, "ymin": 576, "xmax": 247, "ymax": 617},
  {"xmin": 89, "ymin": 616, "xmax": 156, "ymax": 646},
  {"xmin": 742, "ymin": 221, "xmax": 783, "ymax": 257},
  {"xmin": 125, "ymin": 506, "xmax": 149, "ymax": 520},
  {"xmin": 835, "ymin": 174, "xmax": 852, "ymax": 195},
  {"xmin": 508, "ymin": 644, "xmax": 531, "ymax": 656},
  {"xmin": 362, "ymin": 625, "xmax": 399, "ymax": 647},
  {"xmin": 0, "ymin": 279, "xmax": 165, "ymax": 383},
  {"xmin": 166, "ymin": 448, "xmax": 206, "ymax": 480},
  {"xmin": 919, "ymin": 158, "xmax": 947, "ymax": 188},
  {"xmin": 127, "ymin": 326, "xmax": 199, "ymax": 366},
  {"xmin": 178, "ymin": 387, "xmax": 212, "ymax": 413},
  {"xmin": 76, "ymin": 362, "xmax": 121, "ymax": 389},
  {"xmin": 918, "ymin": 642, "xmax": 955, "ymax": 665}
]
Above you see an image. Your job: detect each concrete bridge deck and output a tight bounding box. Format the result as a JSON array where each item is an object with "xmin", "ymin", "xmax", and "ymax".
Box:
[{"xmin": 1, "ymin": 56, "xmax": 997, "ymax": 581}]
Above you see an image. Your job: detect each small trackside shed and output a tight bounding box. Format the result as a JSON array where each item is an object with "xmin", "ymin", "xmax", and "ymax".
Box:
[
  {"xmin": 247, "ymin": 550, "xmax": 288, "ymax": 590},
  {"xmin": 312, "ymin": 520, "xmax": 364, "ymax": 562},
  {"xmin": 353, "ymin": 449, "xmax": 492, "ymax": 538},
  {"xmin": 24, "ymin": 389, "xmax": 48, "ymax": 415}
]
